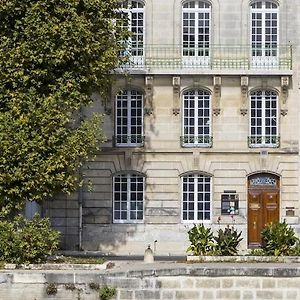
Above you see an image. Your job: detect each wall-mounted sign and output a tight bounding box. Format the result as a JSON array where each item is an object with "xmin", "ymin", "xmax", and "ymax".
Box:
[{"xmin": 221, "ymin": 192, "xmax": 239, "ymax": 215}]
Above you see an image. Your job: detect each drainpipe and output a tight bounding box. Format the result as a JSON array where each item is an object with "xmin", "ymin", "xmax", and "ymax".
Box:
[
  {"xmin": 78, "ymin": 106, "xmax": 84, "ymax": 251},
  {"xmin": 78, "ymin": 172, "xmax": 83, "ymax": 251}
]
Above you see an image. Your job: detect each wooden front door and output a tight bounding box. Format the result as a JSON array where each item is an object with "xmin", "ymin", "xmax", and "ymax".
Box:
[{"xmin": 248, "ymin": 174, "xmax": 280, "ymax": 247}]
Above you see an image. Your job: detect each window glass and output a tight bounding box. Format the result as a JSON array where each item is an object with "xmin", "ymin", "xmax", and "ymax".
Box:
[
  {"xmin": 182, "ymin": 174, "xmax": 211, "ymax": 222},
  {"xmin": 113, "ymin": 174, "xmax": 144, "ymax": 222},
  {"xmin": 115, "ymin": 90, "xmax": 144, "ymax": 147}
]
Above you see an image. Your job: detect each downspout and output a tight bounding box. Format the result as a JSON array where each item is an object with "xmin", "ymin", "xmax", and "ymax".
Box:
[
  {"xmin": 78, "ymin": 167, "xmax": 83, "ymax": 251},
  {"xmin": 78, "ymin": 107, "xmax": 83, "ymax": 251}
]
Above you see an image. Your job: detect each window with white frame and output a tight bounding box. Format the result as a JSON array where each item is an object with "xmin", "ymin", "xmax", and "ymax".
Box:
[
  {"xmin": 113, "ymin": 173, "xmax": 144, "ymax": 223},
  {"xmin": 182, "ymin": 173, "xmax": 212, "ymax": 222},
  {"xmin": 182, "ymin": 1, "xmax": 211, "ymax": 59},
  {"xmin": 251, "ymin": 1, "xmax": 278, "ymax": 66},
  {"xmin": 115, "ymin": 89, "xmax": 144, "ymax": 147},
  {"xmin": 181, "ymin": 89, "xmax": 212, "ymax": 147},
  {"xmin": 249, "ymin": 90, "xmax": 279, "ymax": 147},
  {"xmin": 120, "ymin": 0, "xmax": 144, "ymax": 58}
]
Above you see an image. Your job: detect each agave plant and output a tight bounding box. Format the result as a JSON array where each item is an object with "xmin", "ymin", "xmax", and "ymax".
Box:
[
  {"xmin": 261, "ymin": 221, "xmax": 299, "ymax": 256},
  {"xmin": 214, "ymin": 226, "xmax": 243, "ymax": 256},
  {"xmin": 187, "ymin": 224, "xmax": 215, "ymax": 256}
]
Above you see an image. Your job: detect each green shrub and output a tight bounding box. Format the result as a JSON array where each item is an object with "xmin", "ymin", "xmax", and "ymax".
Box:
[
  {"xmin": 98, "ymin": 286, "xmax": 116, "ymax": 300},
  {"xmin": 89, "ymin": 282, "xmax": 100, "ymax": 290},
  {"xmin": 289, "ymin": 241, "xmax": 300, "ymax": 256},
  {"xmin": 261, "ymin": 221, "xmax": 299, "ymax": 256},
  {"xmin": 248, "ymin": 248, "xmax": 266, "ymax": 256},
  {"xmin": 187, "ymin": 224, "xmax": 243, "ymax": 256},
  {"xmin": 46, "ymin": 283, "xmax": 58, "ymax": 295},
  {"xmin": 187, "ymin": 224, "xmax": 215, "ymax": 255},
  {"xmin": 214, "ymin": 226, "xmax": 243, "ymax": 256},
  {"xmin": 0, "ymin": 214, "xmax": 60, "ymax": 264}
]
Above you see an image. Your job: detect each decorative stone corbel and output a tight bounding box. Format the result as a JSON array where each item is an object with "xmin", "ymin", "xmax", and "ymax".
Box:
[
  {"xmin": 172, "ymin": 108, "xmax": 180, "ymax": 116},
  {"xmin": 144, "ymin": 76, "xmax": 153, "ymax": 116},
  {"xmin": 240, "ymin": 76, "xmax": 249, "ymax": 116},
  {"xmin": 144, "ymin": 107, "xmax": 153, "ymax": 116},
  {"xmin": 213, "ymin": 76, "xmax": 221, "ymax": 116},
  {"xmin": 172, "ymin": 76, "xmax": 181, "ymax": 116},
  {"xmin": 280, "ymin": 76, "xmax": 289, "ymax": 116}
]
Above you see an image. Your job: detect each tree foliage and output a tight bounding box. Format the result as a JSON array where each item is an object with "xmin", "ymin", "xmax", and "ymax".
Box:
[
  {"xmin": 0, "ymin": 0, "xmax": 127, "ymax": 214},
  {"xmin": 0, "ymin": 214, "xmax": 60, "ymax": 264}
]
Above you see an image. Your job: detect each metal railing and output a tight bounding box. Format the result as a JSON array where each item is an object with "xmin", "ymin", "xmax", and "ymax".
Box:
[
  {"xmin": 180, "ymin": 135, "xmax": 213, "ymax": 147},
  {"xmin": 113, "ymin": 135, "xmax": 144, "ymax": 147},
  {"xmin": 122, "ymin": 45, "xmax": 292, "ymax": 70},
  {"xmin": 248, "ymin": 135, "xmax": 280, "ymax": 148}
]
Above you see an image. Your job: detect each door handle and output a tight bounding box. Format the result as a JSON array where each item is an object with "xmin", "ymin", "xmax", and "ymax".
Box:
[{"xmin": 253, "ymin": 221, "xmax": 256, "ymax": 230}]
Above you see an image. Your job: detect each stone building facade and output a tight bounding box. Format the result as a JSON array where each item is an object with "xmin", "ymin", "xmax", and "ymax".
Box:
[{"xmin": 44, "ymin": 0, "xmax": 300, "ymax": 255}]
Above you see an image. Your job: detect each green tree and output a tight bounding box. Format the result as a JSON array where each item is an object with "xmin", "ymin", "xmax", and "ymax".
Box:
[{"xmin": 0, "ymin": 0, "xmax": 127, "ymax": 215}]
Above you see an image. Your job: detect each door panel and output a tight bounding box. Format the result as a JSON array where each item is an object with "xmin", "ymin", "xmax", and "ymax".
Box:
[
  {"xmin": 248, "ymin": 190, "xmax": 263, "ymax": 246},
  {"xmin": 248, "ymin": 188, "xmax": 279, "ymax": 247},
  {"xmin": 263, "ymin": 191, "xmax": 279, "ymax": 226}
]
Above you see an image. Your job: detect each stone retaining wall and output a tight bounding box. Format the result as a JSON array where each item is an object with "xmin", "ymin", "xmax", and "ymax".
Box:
[{"xmin": 1, "ymin": 264, "xmax": 300, "ymax": 299}]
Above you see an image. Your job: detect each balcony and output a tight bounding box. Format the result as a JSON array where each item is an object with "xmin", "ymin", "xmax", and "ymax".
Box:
[{"xmin": 121, "ymin": 45, "xmax": 292, "ymax": 75}]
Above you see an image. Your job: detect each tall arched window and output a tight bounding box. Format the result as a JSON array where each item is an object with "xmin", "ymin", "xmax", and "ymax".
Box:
[
  {"xmin": 113, "ymin": 173, "xmax": 145, "ymax": 223},
  {"xmin": 248, "ymin": 90, "xmax": 279, "ymax": 147},
  {"xmin": 182, "ymin": 1, "xmax": 211, "ymax": 65},
  {"xmin": 181, "ymin": 89, "xmax": 212, "ymax": 147},
  {"xmin": 251, "ymin": 1, "xmax": 278, "ymax": 67},
  {"xmin": 115, "ymin": 89, "xmax": 144, "ymax": 147},
  {"xmin": 182, "ymin": 173, "xmax": 212, "ymax": 222},
  {"xmin": 120, "ymin": 1, "xmax": 144, "ymax": 61}
]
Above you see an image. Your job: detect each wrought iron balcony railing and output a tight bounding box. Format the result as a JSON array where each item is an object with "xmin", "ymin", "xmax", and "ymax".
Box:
[
  {"xmin": 113, "ymin": 134, "xmax": 144, "ymax": 147},
  {"xmin": 248, "ymin": 135, "xmax": 280, "ymax": 148},
  {"xmin": 122, "ymin": 45, "xmax": 292, "ymax": 71},
  {"xmin": 180, "ymin": 135, "xmax": 213, "ymax": 147}
]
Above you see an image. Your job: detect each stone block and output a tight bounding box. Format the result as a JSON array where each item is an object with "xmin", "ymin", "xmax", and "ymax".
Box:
[
  {"xmin": 13, "ymin": 273, "xmax": 46, "ymax": 284},
  {"xmin": 262, "ymin": 278, "xmax": 276, "ymax": 289},
  {"xmin": 286, "ymin": 290, "xmax": 298, "ymax": 299},
  {"xmin": 145, "ymin": 207, "xmax": 179, "ymax": 217},
  {"xmin": 45, "ymin": 273, "xmax": 75, "ymax": 284},
  {"xmin": 195, "ymin": 278, "xmax": 221, "ymax": 288},
  {"xmin": 242, "ymin": 291, "xmax": 254, "ymax": 300},
  {"xmin": 104, "ymin": 278, "xmax": 140, "ymax": 289},
  {"xmin": 181, "ymin": 278, "xmax": 194, "ymax": 288},
  {"xmin": 119, "ymin": 290, "xmax": 134, "ymax": 299},
  {"xmin": 221, "ymin": 278, "xmax": 234, "ymax": 288},
  {"xmin": 216, "ymin": 290, "xmax": 240, "ymax": 300},
  {"xmin": 161, "ymin": 290, "xmax": 174, "ymax": 300},
  {"xmin": 277, "ymin": 278, "xmax": 300, "ymax": 288},
  {"xmin": 74, "ymin": 274, "xmax": 99, "ymax": 284},
  {"xmin": 157, "ymin": 278, "xmax": 181, "ymax": 289},
  {"xmin": 202, "ymin": 290, "xmax": 215, "ymax": 299},
  {"xmin": 235, "ymin": 278, "xmax": 260, "ymax": 288},
  {"xmin": 134, "ymin": 290, "xmax": 160, "ymax": 299},
  {"xmin": 0, "ymin": 274, "xmax": 10, "ymax": 284},
  {"xmin": 141, "ymin": 278, "xmax": 160, "ymax": 289},
  {"xmin": 175, "ymin": 291, "xmax": 200, "ymax": 300},
  {"xmin": 256, "ymin": 290, "xmax": 283, "ymax": 299},
  {"xmin": 155, "ymin": 268, "xmax": 188, "ymax": 277}
]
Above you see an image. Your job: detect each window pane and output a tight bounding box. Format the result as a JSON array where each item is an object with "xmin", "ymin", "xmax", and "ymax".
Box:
[
  {"xmin": 182, "ymin": 174, "xmax": 211, "ymax": 221},
  {"xmin": 114, "ymin": 174, "xmax": 144, "ymax": 222},
  {"xmin": 115, "ymin": 90, "xmax": 143, "ymax": 146}
]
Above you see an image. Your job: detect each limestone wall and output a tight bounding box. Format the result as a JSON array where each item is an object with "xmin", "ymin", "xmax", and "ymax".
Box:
[{"xmin": 1, "ymin": 265, "xmax": 300, "ymax": 300}]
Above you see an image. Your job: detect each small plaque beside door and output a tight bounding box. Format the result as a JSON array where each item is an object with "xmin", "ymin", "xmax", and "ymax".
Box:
[{"xmin": 221, "ymin": 192, "xmax": 239, "ymax": 215}]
